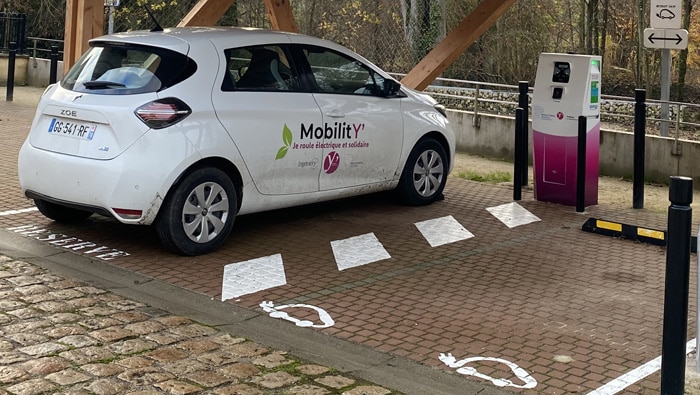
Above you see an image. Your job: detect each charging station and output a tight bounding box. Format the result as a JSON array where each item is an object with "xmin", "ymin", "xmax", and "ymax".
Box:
[{"xmin": 531, "ymin": 53, "xmax": 601, "ymax": 207}]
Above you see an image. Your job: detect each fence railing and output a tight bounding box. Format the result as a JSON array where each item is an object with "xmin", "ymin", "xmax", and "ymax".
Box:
[
  {"xmin": 409, "ymin": 76, "xmax": 700, "ymax": 142},
  {"xmin": 0, "ymin": 12, "xmax": 26, "ymax": 53},
  {"xmin": 26, "ymin": 37, "xmax": 64, "ymax": 60}
]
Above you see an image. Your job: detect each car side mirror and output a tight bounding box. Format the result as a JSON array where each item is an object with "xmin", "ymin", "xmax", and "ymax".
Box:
[{"xmin": 382, "ymin": 79, "xmax": 402, "ymax": 97}]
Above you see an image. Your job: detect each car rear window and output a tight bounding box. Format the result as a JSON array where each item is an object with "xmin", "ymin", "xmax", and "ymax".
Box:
[{"xmin": 61, "ymin": 43, "xmax": 196, "ymax": 95}]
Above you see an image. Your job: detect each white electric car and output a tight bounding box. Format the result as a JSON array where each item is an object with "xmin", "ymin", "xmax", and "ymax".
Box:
[{"xmin": 18, "ymin": 27, "xmax": 455, "ymax": 255}]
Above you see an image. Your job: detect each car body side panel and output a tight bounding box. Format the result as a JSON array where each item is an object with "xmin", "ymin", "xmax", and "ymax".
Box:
[{"xmin": 313, "ymin": 93, "xmax": 404, "ymax": 190}]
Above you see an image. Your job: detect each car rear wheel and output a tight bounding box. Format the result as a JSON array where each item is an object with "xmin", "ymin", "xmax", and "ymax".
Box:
[
  {"xmin": 397, "ymin": 138, "xmax": 448, "ymax": 206},
  {"xmin": 34, "ymin": 199, "xmax": 93, "ymax": 223},
  {"xmin": 156, "ymin": 168, "xmax": 237, "ymax": 256}
]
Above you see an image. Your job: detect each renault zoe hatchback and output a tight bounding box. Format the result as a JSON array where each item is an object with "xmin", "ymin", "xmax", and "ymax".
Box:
[{"xmin": 18, "ymin": 27, "xmax": 455, "ymax": 255}]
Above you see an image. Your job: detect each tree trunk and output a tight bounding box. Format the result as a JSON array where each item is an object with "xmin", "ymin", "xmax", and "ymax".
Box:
[
  {"xmin": 636, "ymin": 0, "xmax": 644, "ymax": 88},
  {"xmin": 600, "ymin": 0, "xmax": 609, "ymax": 64},
  {"xmin": 676, "ymin": 0, "xmax": 693, "ymax": 101}
]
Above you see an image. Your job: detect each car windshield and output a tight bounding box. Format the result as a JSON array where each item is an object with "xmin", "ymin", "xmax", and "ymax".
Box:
[{"xmin": 61, "ymin": 43, "xmax": 196, "ymax": 95}]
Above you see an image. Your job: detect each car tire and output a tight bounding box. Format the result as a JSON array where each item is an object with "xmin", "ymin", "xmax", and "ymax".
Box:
[
  {"xmin": 34, "ymin": 199, "xmax": 93, "ymax": 223},
  {"xmin": 397, "ymin": 138, "xmax": 448, "ymax": 206},
  {"xmin": 155, "ymin": 167, "xmax": 237, "ymax": 256}
]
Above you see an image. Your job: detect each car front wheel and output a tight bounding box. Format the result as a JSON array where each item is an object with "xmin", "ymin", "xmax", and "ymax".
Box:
[
  {"xmin": 156, "ymin": 168, "xmax": 237, "ymax": 256},
  {"xmin": 397, "ymin": 138, "xmax": 448, "ymax": 206}
]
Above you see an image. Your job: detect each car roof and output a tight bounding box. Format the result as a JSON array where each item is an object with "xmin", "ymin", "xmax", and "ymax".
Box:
[{"xmin": 90, "ymin": 26, "xmax": 334, "ymax": 51}]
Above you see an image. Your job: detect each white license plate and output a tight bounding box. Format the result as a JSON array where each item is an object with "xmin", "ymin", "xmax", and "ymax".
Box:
[{"xmin": 48, "ymin": 118, "xmax": 96, "ymax": 140}]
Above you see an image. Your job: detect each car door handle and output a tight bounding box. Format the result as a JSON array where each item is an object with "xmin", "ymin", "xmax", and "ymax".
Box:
[{"xmin": 325, "ymin": 111, "xmax": 345, "ymax": 118}]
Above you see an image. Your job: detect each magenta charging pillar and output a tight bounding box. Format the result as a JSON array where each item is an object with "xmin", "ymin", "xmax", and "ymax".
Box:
[{"xmin": 531, "ymin": 53, "xmax": 601, "ymax": 207}]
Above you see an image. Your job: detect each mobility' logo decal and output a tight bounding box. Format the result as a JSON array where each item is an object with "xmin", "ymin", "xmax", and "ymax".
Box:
[
  {"xmin": 323, "ymin": 151, "xmax": 340, "ymax": 174},
  {"xmin": 275, "ymin": 124, "xmax": 293, "ymax": 160},
  {"xmin": 276, "ymin": 122, "xmax": 370, "ymax": 162}
]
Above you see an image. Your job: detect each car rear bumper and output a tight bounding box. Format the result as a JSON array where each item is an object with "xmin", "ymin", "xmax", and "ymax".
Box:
[{"xmin": 18, "ymin": 139, "xmax": 170, "ymax": 225}]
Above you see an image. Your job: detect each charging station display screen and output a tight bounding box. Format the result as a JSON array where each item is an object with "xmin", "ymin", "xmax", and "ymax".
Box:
[{"xmin": 552, "ymin": 62, "xmax": 571, "ymax": 83}]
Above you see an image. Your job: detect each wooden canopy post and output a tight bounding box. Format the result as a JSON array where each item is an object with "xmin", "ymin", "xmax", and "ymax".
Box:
[
  {"xmin": 401, "ymin": 0, "xmax": 517, "ymax": 90},
  {"xmin": 178, "ymin": 0, "xmax": 237, "ymax": 27},
  {"xmin": 63, "ymin": 0, "xmax": 104, "ymax": 72},
  {"xmin": 262, "ymin": 0, "xmax": 298, "ymax": 33}
]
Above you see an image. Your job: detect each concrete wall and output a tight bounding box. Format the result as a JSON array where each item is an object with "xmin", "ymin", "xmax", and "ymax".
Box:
[
  {"xmin": 447, "ymin": 109, "xmax": 700, "ymax": 188},
  {"xmin": 26, "ymin": 58, "xmax": 64, "ymax": 87},
  {"xmin": 0, "ymin": 54, "xmax": 28, "ymax": 85}
]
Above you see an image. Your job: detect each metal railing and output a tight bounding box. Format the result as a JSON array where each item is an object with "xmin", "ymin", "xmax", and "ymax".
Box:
[
  {"xmin": 26, "ymin": 37, "xmax": 63, "ymax": 60},
  {"xmin": 409, "ymin": 76, "xmax": 700, "ymax": 142}
]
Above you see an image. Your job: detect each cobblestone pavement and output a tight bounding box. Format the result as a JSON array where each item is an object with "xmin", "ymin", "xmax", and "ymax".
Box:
[{"xmin": 0, "ymin": 255, "xmax": 396, "ymax": 395}]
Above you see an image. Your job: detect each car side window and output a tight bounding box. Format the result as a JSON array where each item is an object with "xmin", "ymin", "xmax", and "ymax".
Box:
[
  {"xmin": 222, "ymin": 45, "xmax": 299, "ymax": 92},
  {"xmin": 302, "ymin": 46, "xmax": 383, "ymax": 96}
]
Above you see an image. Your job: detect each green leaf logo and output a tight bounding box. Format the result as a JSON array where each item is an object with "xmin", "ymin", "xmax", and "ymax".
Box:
[
  {"xmin": 276, "ymin": 124, "xmax": 293, "ymax": 160},
  {"xmin": 275, "ymin": 146, "xmax": 288, "ymax": 160}
]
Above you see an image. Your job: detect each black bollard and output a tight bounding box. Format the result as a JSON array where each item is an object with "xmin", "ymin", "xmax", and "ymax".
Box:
[
  {"xmin": 514, "ymin": 107, "xmax": 524, "ymax": 201},
  {"xmin": 660, "ymin": 176, "xmax": 693, "ymax": 395},
  {"xmin": 576, "ymin": 116, "xmax": 587, "ymax": 213},
  {"xmin": 49, "ymin": 45, "xmax": 58, "ymax": 84},
  {"xmin": 518, "ymin": 81, "xmax": 529, "ymax": 187},
  {"xmin": 633, "ymin": 89, "xmax": 646, "ymax": 209},
  {"xmin": 6, "ymin": 42, "xmax": 16, "ymax": 102}
]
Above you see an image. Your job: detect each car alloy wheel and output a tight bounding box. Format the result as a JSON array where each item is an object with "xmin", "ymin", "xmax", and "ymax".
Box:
[
  {"xmin": 398, "ymin": 138, "xmax": 447, "ymax": 206},
  {"xmin": 156, "ymin": 167, "xmax": 237, "ymax": 255}
]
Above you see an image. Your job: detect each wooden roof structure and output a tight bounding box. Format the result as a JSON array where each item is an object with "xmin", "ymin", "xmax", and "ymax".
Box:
[{"xmin": 64, "ymin": 0, "xmax": 516, "ymax": 90}]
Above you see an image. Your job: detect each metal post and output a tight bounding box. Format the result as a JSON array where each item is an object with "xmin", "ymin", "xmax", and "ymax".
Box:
[
  {"xmin": 108, "ymin": 5, "xmax": 115, "ymax": 34},
  {"xmin": 518, "ymin": 81, "xmax": 529, "ymax": 187},
  {"xmin": 6, "ymin": 42, "xmax": 16, "ymax": 102},
  {"xmin": 697, "ymin": 229, "xmax": 700, "ymax": 374},
  {"xmin": 633, "ymin": 89, "xmax": 646, "ymax": 209},
  {"xmin": 660, "ymin": 49, "xmax": 671, "ymax": 137},
  {"xmin": 576, "ymin": 116, "xmax": 587, "ymax": 213},
  {"xmin": 514, "ymin": 107, "xmax": 524, "ymax": 201},
  {"xmin": 49, "ymin": 45, "xmax": 58, "ymax": 84},
  {"xmin": 660, "ymin": 176, "xmax": 693, "ymax": 395}
]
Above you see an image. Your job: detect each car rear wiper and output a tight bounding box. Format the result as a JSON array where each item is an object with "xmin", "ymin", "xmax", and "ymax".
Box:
[{"xmin": 83, "ymin": 80, "xmax": 126, "ymax": 89}]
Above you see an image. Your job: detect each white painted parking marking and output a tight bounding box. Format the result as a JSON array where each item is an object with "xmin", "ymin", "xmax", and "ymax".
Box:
[
  {"xmin": 7, "ymin": 225, "xmax": 130, "ymax": 261},
  {"xmin": 486, "ymin": 202, "xmax": 541, "ymax": 228},
  {"xmin": 331, "ymin": 232, "xmax": 390, "ymax": 271},
  {"xmin": 221, "ymin": 254, "xmax": 287, "ymax": 301},
  {"xmin": 0, "ymin": 207, "xmax": 38, "ymax": 216},
  {"xmin": 586, "ymin": 338, "xmax": 695, "ymax": 395},
  {"xmin": 415, "ymin": 215, "xmax": 474, "ymax": 247},
  {"xmin": 439, "ymin": 352, "xmax": 537, "ymax": 389},
  {"xmin": 260, "ymin": 301, "xmax": 335, "ymax": 328}
]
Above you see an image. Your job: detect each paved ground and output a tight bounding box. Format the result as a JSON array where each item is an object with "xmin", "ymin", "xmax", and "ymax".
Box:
[{"xmin": 1, "ymin": 86, "xmax": 700, "ymax": 394}]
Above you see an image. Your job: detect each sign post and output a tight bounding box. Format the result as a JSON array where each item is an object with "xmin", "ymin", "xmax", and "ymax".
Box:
[
  {"xmin": 104, "ymin": 0, "xmax": 120, "ymax": 34},
  {"xmin": 644, "ymin": 0, "xmax": 687, "ymax": 137}
]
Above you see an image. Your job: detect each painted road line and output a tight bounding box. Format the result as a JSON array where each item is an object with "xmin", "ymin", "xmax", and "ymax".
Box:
[
  {"xmin": 415, "ymin": 215, "xmax": 474, "ymax": 247},
  {"xmin": 0, "ymin": 207, "xmax": 38, "ymax": 216},
  {"xmin": 221, "ymin": 254, "xmax": 287, "ymax": 301},
  {"xmin": 331, "ymin": 232, "xmax": 391, "ymax": 271},
  {"xmin": 486, "ymin": 202, "xmax": 541, "ymax": 228},
  {"xmin": 586, "ymin": 338, "xmax": 696, "ymax": 395}
]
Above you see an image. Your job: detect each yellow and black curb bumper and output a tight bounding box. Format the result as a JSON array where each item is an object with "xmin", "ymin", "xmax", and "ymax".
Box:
[{"xmin": 582, "ymin": 218, "xmax": 698, "ymax": 253}]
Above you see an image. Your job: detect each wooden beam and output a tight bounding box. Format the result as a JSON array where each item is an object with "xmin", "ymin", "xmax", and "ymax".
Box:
[
  {"xmin": 401, "ymin": 0, "xmax": 517, "ymax": 91},
  {"xmin": 63, "ymin": 0, "xmax": 104, "ymax": 72},
  {"xmin": 178, "ymin": 0, "xmax": 237, "ymax": 27},
  {"xmin": 262, "ymin": 0, "xmax": 298, "ymax": 33}
]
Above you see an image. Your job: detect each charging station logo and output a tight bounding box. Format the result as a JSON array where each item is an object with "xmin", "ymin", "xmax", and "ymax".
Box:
[{"xmin": 556, "ymin": 112, "xmax": 564, "ymax": 120}]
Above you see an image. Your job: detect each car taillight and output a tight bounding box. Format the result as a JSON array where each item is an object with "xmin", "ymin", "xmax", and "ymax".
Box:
[
  {"xmin": 134, "ymin": 98, "xmax": 191, "ymax": 129},
  {"xmin": 113, "ymin": 208, "xmax": 143, "ymax": 220}
]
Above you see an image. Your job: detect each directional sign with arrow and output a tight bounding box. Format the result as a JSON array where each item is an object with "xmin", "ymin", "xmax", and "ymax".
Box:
[{"xmin": 644, "ymin": 28, "xmax": 689, "ymax": 49}]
